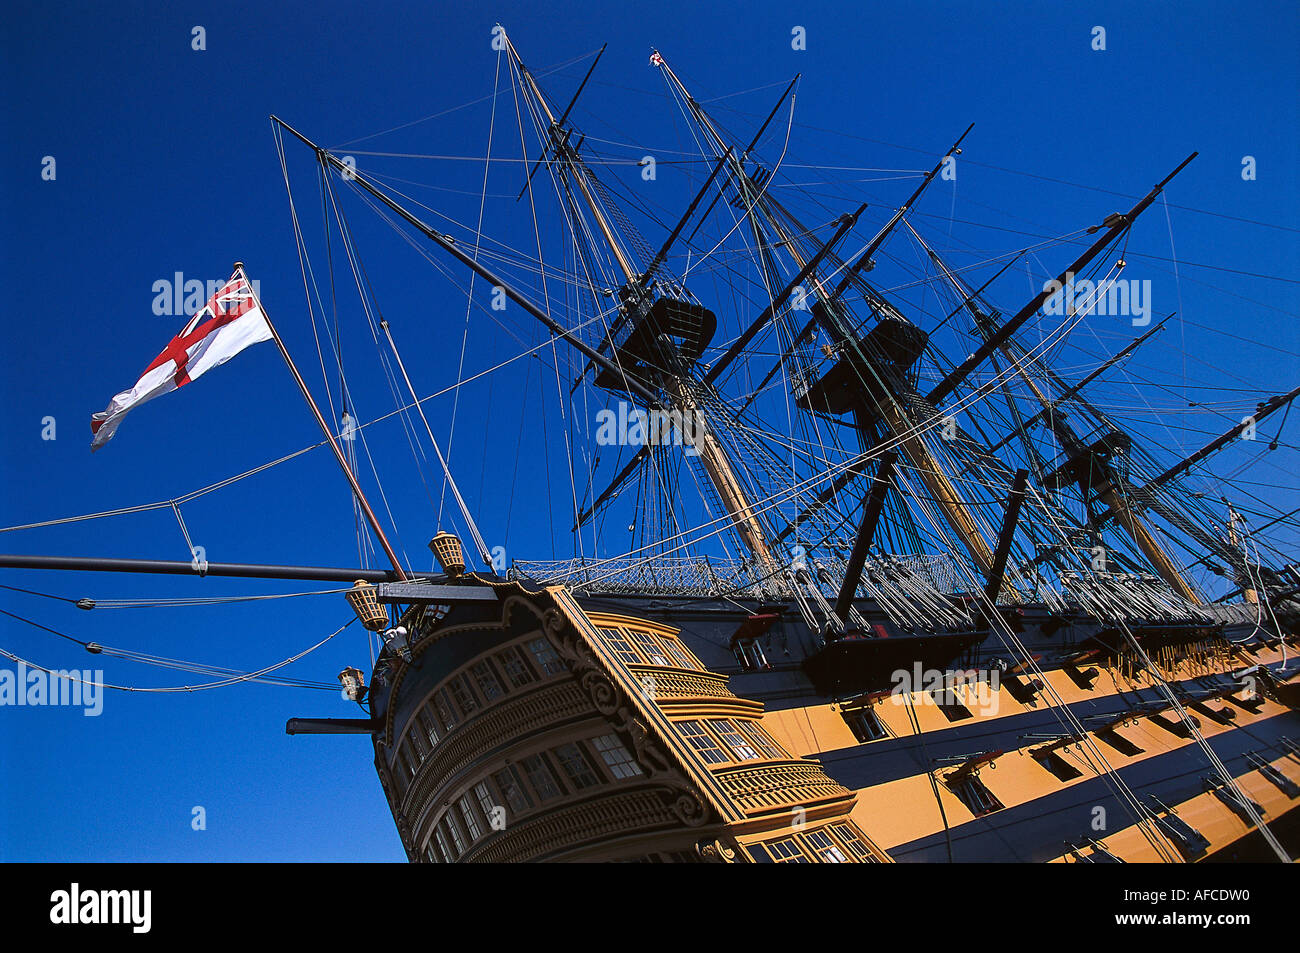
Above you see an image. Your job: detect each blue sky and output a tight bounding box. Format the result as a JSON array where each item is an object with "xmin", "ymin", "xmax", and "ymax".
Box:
[{"xmin": 1, "ymin": 1, "xmax": 1296, "ymax": 861}]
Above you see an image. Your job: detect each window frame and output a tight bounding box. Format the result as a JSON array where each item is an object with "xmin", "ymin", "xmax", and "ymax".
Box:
[
  {"xmin": 458, "ymin": 794, "xmax": 484, "ymax": 841},
  {"xmin": 442, "ymin": 813, "xmax": 467, "ymax": 858},
  {"xmin": 598, "ymin": 627, "xmax": 643, "ymax": 665},
  {"xmin": 433, "ymin": 688, "xmax": 458, "ymax": 732},
  {"xmin": 433, "ymin": 823, "xmax": 453, "ymax": 863},
  {"xmin": 658, "ymin": 635, "xmax": 700, "ymax": 671},
  {"xmin": 763, "ymin": 838, "xmax": 808, "ymax": 863},
  {"xmin": 679, "ymin": 720, "xmax": 731, "ymax": 765},
  {"xmin": 473, "ymin": 781, "xmax": 499, "ymax": 830},
  {"xmin": 417, "ymin": 706, "xmax": 440, "ymax": 747},
  {"xmin": 947, "ymin": 773, "xmax": 1005, "ymax": 817},
  {"xmin": 497, "ymin": 645, "xmax": 537, "ymax": 688},
  {"xmin": 591, "ymin": 733, "xmax": 643, "ymax": 780},
  {"xmin": 492, "ymin": 765, "xmax": 533, "ymax": 815},
  {"xmin": 803, "ymin": 828, "xmax": 848, "ymax": 862},
  {"xmin": 397, "ymin": 738, "xmax": 417, "ymax": 779},
  {"xmin": 625, "ymin": 629, "xmax": 671, "ymax": 666},
  {"xmin": 469, "ymin": 659, "xmax": 505, "ymax": 703},
  {"xmin": 733, "ymin": 638, "xmax": 770, "ymax": 672},
  {"xmin": 711, "ymin": 719, "xmax": 761, "ymax": 761},
  {"xmin": 406, "ymin": 724, "xmax": 428, "ymax": 761},
  {"xmin": 932, "ymin": 685, "xmax": 974, "ymax": 722},
  {"xmin": 829, "ymin": 822, "xmax": 878, "ymax": 862},
  {"xmin": 1033, "ymin": 749, "xmax": 1084, "ymax": 781},
  {"xmin": 526, "ymin": 637, "xmax": 565, "ymax": 678},
  {"xmin": 553, "ymin": 742, "xmax": 602, "ymax": 790},
  {"xmin": 447, "ymin": 674, "xmax": 479, "ymax": 717},
  {"xmin": 519, "ymin": 752, "xmax": 566, "ymax": 802},
  {"xmin": 738, "ymin": 721, "xmax": 788, "ymax": 760},
  {"xmin": 841, "ymin": 704, "xmax": 891, "ymax": 743}
]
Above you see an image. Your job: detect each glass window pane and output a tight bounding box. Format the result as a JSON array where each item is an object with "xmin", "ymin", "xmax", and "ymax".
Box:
[
  {"xmin": 458, "ymin": 795, "xmax": 483, "ymax": 841},
  {"xmin": 470, "ymin": 660, "xmax": 504, "ymax": 702},
  {"xmin": 830, "ymin": 823, "xmax": 875, "ymax": 862},
  {"xmin": 492, "ymin": 765, "xmax": 533, "ymax": 814},
  {"xmin": 739, "ymin": 721, "xmax": 787, "ymax": 759},
  {"xmin": 448, "ymin": 675, "xmax": 478, "ymax": 716},
  {"xmin": 498, "ymin": 646, "xmax": 537, "ymax": 687},
  {"xmin": 434, "ymin": 825, "xmax": 453, "ymax": 863},
  {"xmin": 804, "ymin": 829, "xmax": 847, "ymax": 862},
  {"xmin": 434, "ymin": 689, "xmax": 458, "ymax": 732},
  {"xmin": 398, "ymin": 740, "xmax": 417, "ymax": 778},
  {"xmin": 417, "ymin": 706, "xmax": 440, "ymax": 747},
  {"xmin": 520, "ymin": 753, "xmax": 564, "ymax": 802},
  {"xmin": 474, "ymin": 781, "xmax": 498, "ymax": 829},
  {"xmin": 554, "ymin": 742, "xmax": 601, "ymax": 789},
  {"xmin": 527, "ymin": 637, "xmax": 565, "ymax": 677},
  {"xmin": 592, "ymin": 733, "xmax": 643, "ymax": 779},
  {"xmin": 712, "ymin": 720, "xmax": 760, "ymax": 761},
  {"xmin": 659, "ymin": 637, "xmax": 698, "ymax": 670},
  {"xmin": 597, "ymin": 627, "xmax": 641, "ymax": 665},
  {"xmin": 765, "ymin": 838, "xmax": 806, "ymax": 863},
  {"xmin": 626, "ymin": 630, "xmax": 670, "ymax": 665},
  {"xmin": 443, "ymin": 815, "xmax": 466, "ymax": 857},
  {"xmin": 407, "ymin": 726, "xmax": 427, "ymax": 761},
  {"xmin": 679, "ymin": 720, "xmax": 729, "ymax": 765},
  {"xmin": 843, "ymin": 706, "xmax": 889, "ymax": 743}
]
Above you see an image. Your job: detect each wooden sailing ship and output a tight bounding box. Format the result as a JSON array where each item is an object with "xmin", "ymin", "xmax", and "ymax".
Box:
[
  {"xmin": 298, "ymin": 34, "xmax": 1300, "ymax": 863},
  {"xmin": 5, "ymin": 28, "xmax": 1299, "ymax": 863}
]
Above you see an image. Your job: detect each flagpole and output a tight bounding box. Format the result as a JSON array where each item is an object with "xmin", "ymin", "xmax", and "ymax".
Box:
[{"xmin": 234, "ymin": 262, "xmax": 409, "ymax": 582}]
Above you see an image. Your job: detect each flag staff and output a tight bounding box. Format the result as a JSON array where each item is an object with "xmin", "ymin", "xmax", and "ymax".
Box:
[{"xmin": 234, "ymin": 262, "xmax": 409, "ymax": 581}]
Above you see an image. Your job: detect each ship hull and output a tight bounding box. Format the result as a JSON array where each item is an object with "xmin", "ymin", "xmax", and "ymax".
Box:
[{"xmin": 368, "ymin": 575, "xmax": 1300, "ymax": 862}]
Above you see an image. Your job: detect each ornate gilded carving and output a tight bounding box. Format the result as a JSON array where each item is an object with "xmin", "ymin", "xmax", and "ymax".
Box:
[{"xmin": 696, "ymin": 837, "xmax": 741, "ymax": 863}]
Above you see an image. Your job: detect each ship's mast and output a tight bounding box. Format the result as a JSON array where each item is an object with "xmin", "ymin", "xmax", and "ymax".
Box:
[
  {"xmin": 504, "ymin": 35, "xmax": 779, "ymax": 570},
  {"xmin": 655, "ymin": 53, "xmax": 1210, "ymax": 606},
  {"xmin": 1087, "ymin": 385, "xmax": 1300, "ymax": 588},
  {"xmin": 505, "ymin": 37, "xmax": 636, "ymax": 280},
  {"xmin": 655, "ymin": 54, "xmax": 1000, "ymax": 574},
  {"xmin": 911, "ymin": 229, "xmax": 1202, "ymax": 602},
  {"xmin": 914, "ymin": 154, "xmax": 1199, "ymax": 598}
]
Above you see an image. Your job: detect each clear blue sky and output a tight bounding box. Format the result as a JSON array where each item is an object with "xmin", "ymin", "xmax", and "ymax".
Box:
[{"xmin": 1, "ymin": 1, "xmax": 1296, "ymax": 861}]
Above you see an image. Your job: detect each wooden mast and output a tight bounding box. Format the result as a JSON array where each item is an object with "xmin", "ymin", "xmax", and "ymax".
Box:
[
  {"xmin": 657, "ymin": 57, "xmax": 999, "ymax": 573},
  {"xmin": 505, "ymin": 35, "xmax": 780, "ymax": 572},
  {"xmin": 913, "ymin": 233, "xmax": 1200, "ymax": 602},
  {"xmin": 915, "ymin": 232, "xmax": 1206, "ymax": 603},
  {"xmin": 927, "ymin": 153, "xmax": 1197, "ymax": 407}
]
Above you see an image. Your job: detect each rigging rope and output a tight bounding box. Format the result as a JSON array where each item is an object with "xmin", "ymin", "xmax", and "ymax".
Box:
[{"xmin": 0, "ymin": 609, "xmax": 352, "ymax": 692}]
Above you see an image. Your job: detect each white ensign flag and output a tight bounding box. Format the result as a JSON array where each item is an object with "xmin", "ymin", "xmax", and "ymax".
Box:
[{"xmin": 91, "ymin": 269, "xmax": 272, "ymax": 450}]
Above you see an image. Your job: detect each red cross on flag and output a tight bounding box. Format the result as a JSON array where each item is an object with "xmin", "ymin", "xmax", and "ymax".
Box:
[
  {"xmin": 90, "ymin": 268, "xmax": 273, "ymax": 450},
  {"xmin": 649, "ymin": 51, "xmax": 664, "ymax": 67}
]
